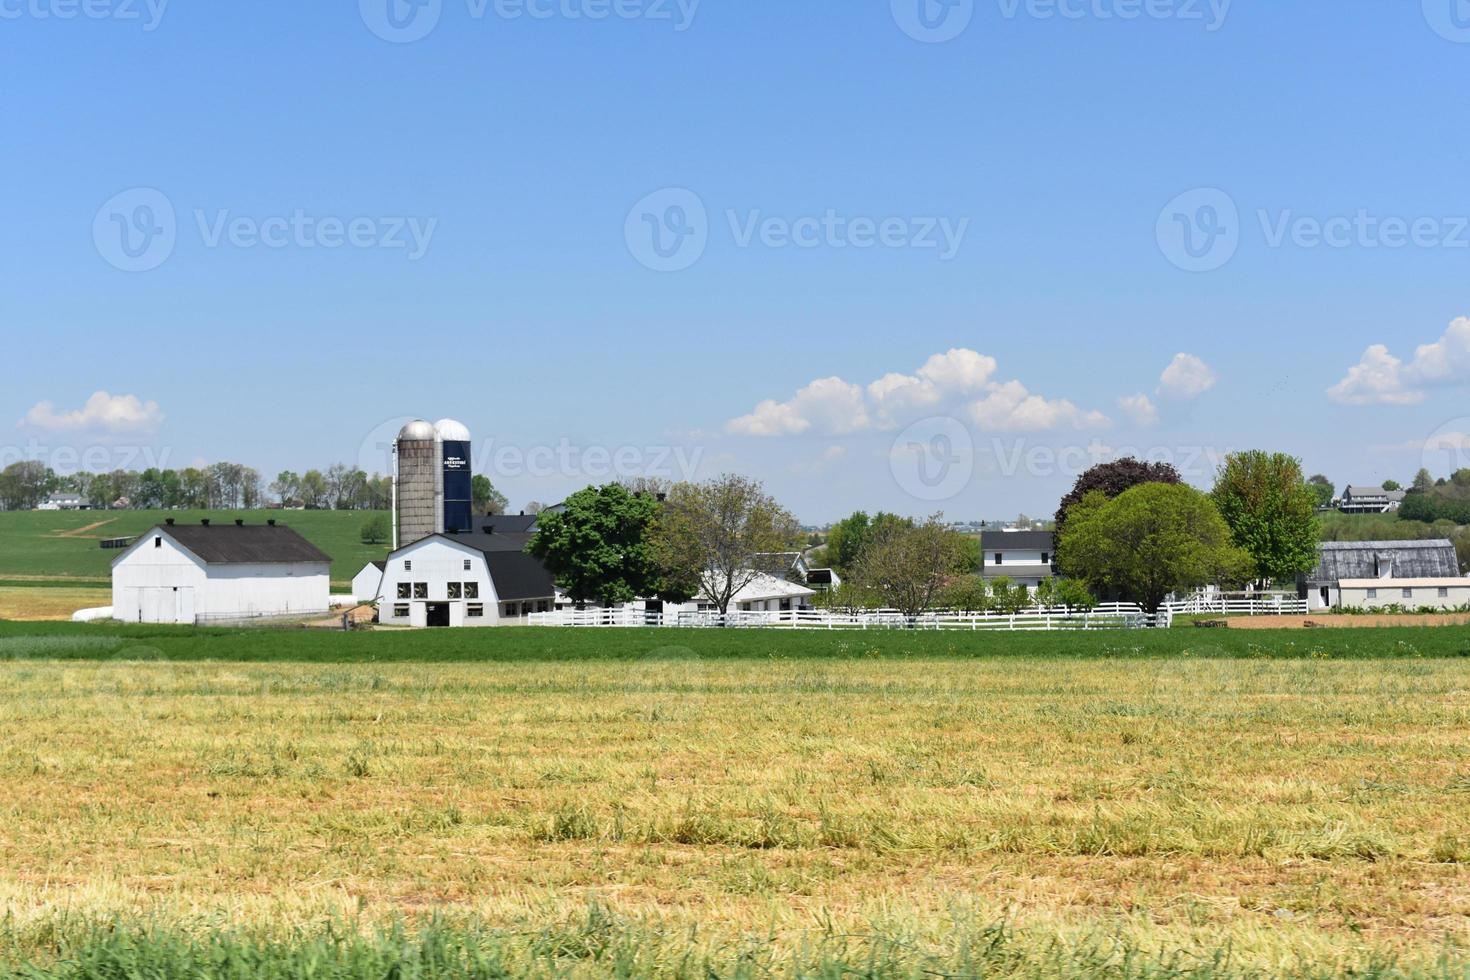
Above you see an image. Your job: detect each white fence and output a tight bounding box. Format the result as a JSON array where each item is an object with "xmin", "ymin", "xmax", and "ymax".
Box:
[
  {"xmin": 528, "ymin": 592, "xmax": 1311, "ymax": 632},
  {"xmin": 528, "ymin": 603, "xmax": 1152, "ymax": 632}
]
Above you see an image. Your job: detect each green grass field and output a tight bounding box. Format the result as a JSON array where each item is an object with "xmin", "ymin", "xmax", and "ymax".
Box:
[
  {"xmin": 1, "ymin": 625, "xmax": 1470, "ymax": 977},
  {"xmin": 0, "ymin": 509, "xmax": 390, "ymax": 586}
]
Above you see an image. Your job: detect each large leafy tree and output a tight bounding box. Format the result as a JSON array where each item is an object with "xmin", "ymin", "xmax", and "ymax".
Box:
[
  {"xmin": 651, "ymin": 474, "xmax": 801, "ymax": 615},
  {"xmin": 471, "ymin": 475, "xmax": 508, "ymax": 516},
  {"xmin": 1209, "ymin": 451, "xmax": 1321, "ymax": 584},
  {"xmin": 1060, "ymin": 483, "xmax": 1251, "ymax": 612},
  {"xmin": 1054, "ymin": 458, "xmax": 1182, "ymax": 572},
  {"xmin": 528, "ymin": 484, "xmax": 675, "ymax": 607}
]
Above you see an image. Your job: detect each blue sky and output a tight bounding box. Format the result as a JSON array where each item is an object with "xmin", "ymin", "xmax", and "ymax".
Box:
[{"xmin": 6, "ymin": 0, "xmax": 1470, "ymax": 522}]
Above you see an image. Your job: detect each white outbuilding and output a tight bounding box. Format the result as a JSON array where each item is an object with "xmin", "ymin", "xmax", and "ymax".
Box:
[
  {"xmin": 111, "ymin": 519, "xmax": 332, "ymax": 625},
  {"xmin": 351, "ymin": 560, "xmax": 387, "ymax": 605},
  {"xmin": 378, "ymin": 528, "xmax": 556, "ymax": 627}
]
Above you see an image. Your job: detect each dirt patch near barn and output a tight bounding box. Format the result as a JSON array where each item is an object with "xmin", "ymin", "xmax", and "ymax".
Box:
[{"xmin": 1225, "ymin": 613, "xmax": 1470, "ymax": 629}]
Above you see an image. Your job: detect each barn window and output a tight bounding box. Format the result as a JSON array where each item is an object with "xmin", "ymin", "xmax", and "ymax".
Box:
[
  {"xmin": 404, "ymin": 560, "xmax": 412, "ymax": 571},
  {"xmin": 464, "ymin": 582, "xmax": 479, "ymax": 599},
  {"xmin": 393, "ymin": 604, "xmax": 409, "ymax": 618},
  {"xmin": 1403, "ymin": 588, "xmax": 1414, "ymax": 600},
  {"xmin": 397, "ymin": 583, "xmax": 411, "ymax": 599},
  {"xmin": 413, "ymin": 582, "xmax": 428, "ymax": 599},
  {"xmin": 447, "ymin": 583, "xmax": 462, "ymax": 599},
  {"xmin": 994, "ymin": 553, "xmax": 1004, "ymax": 565},
  {"xmin": 154, "ymin": 537, "xmax": 162, "ymax": 548},
  {"xmin": 467, "ymin": 604, "xmax": 484, "ymax": 618},
  {"xmin": 1367, "ymin": 589, "xmax": 1378, "ymax": 599},
  {"xmin": 463, "ymin": 559, "xmax": 471, "ymax": 571},
  {"xmin": 1439, "ymin": 588, "xmax": 1450, "ymax": 598}
]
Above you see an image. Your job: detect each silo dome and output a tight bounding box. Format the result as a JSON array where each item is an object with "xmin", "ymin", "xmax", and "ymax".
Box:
[
  {"xmin": 434, "ymin": 419, "xmax": 471, "ymax": 442},
  {"xmin": 398, "ymin": 419, "xmax": 436, "ymax": 442}
]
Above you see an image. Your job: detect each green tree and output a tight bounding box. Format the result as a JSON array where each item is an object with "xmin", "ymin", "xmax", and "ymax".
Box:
[
  {"xmin": 1209, "ymin": 451, "xmax": 1321, "ymax": 584},
  {"xmin": 1307, "ymin": 474, "xmax": 1335, "ymax": 509},
  {"xmin": 939, "ymin": 575, "xmax": 989, "ymax": 613},
  {"xmin": 853, "ymin": 515, "xmax": 968, "ymax": 621},
  {"xmin": 1061, "ymin": 484, "xmax": 1251, "ymax": 612},
  {"xmin": 651, "ymin": 475, "xmax": 801, "ymax": 615},
  {"xmin": 472, "ymin": 475, "xmax": 508, "ymax": 516},
  {"xmin": 1054, "ymin": 458, "xmax": 1183, "ymax": 573},
  {"xmin": 360, "ymin": 514, "xmax": 390, "ymax": 545},
  {"xmin": 1413, "ymin": 468, "xmax": 1435, "ymax": 493},
  {"xmin": 528, "ymin": 484, "xmax": 671, "ymax": 607},
  {"xmin": 1382, "ymin": 479, "xmax": 1402, "ymax": 492}
]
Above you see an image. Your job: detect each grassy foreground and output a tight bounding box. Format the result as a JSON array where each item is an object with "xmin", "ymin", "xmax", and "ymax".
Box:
[{"xmin": 1, "ymin": 630, "xmax": 1470, "ymax": 976}]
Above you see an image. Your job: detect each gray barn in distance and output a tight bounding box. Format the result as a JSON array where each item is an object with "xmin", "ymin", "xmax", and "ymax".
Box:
[{"xmin": 1303, "ymin": 539, "xmax": 1461, "ymax": 611}]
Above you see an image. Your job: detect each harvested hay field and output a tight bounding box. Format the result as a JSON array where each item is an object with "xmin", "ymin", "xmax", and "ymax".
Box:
[
  {"xmin": 0, "ymin": 643, "xmax": 1469, "ymax": 976},
  {"xmin": 1225, "ymin": 613, "xmax": 1470, "ymax": 630},
  {"xmin": 0, "ymin": 585, "xmax": 110, "ymax": 622}
]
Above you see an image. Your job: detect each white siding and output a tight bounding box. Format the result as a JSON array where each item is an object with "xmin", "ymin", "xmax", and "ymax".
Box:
[
  {"xmin": 351, "ymin": 564, "xmax": 385, "ymax": 604},
  {"xmin": 111, "ymin": 531, "xmax": 329, "ymax": 625},
  {"xmin": 377, "ymin": 537, "xmax": 503, "ymax": 628}
]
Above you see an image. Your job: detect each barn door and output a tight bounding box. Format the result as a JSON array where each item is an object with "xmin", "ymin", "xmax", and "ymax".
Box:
[{"xmin": 176, "ymin": 588, "xmax": 196, "ymax": 625}]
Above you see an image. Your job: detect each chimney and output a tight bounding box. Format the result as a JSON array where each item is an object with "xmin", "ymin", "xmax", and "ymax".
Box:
[{"xmin": 201, "ymin": 519, "xmax": 210, "ymax": 527}]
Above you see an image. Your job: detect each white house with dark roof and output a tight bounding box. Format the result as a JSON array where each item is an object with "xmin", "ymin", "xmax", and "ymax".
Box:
[
  {"xmin": 979, "ymin": 530, "xmax": 1057, "ymax": 591},
  {"xmin": 377, "ymin": 524, "xmax": 556, "ymax": 627},
  {"xmin": 111, "ymin": 519, "xmax": 332, "ymax": 625}
]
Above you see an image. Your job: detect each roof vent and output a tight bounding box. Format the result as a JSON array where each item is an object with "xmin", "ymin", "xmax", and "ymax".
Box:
[
  {"xmin": 267, "ymin": 519, "xmax": 277, "ymax": 526},
  {"xmin": 201, "ymin": 519, "xmax": 210, "ymax": 527},
  {"xmin": 235, "ymin": 519, "xmax": 244, "ymax": 527},
  {"xmin": 165, "ymin": 518, "xmax": 175, "ymax": 526},
  {"xmin": 482, "ymin": 524, "xmax": 495, "ymax": 534}
]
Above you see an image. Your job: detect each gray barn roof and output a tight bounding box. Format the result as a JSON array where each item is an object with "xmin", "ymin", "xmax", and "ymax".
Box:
[
  {"xmin": 155, "ymin": 523, "xmax": 332, "ymax": 565},
  {"xmin": 980, "ymin": 531, "xmax": 1056, "ymax": 551},
  {"xmin": 482, "ymin": 552, "xmax": 556, "ymax": 601},
  {"xmin": 1308, "ymin": 540, "xmax": 1460, "ymax": 585}
]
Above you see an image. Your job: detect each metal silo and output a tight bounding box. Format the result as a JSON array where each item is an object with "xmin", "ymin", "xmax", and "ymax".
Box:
[
  {"xmin": 394, "ymin": 419, "xmax": 439, "ymax": 549},
  {"xmin": 435, "ymin": 419, "xmax": 473, "ymax": 533}
]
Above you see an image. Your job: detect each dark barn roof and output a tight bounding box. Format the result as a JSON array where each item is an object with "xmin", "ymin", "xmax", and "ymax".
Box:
[
  {"xmin": 1308, "ymin": 540, "xmax": 1460, "ymax": 585},
  {"xmin": 444, "ymin": 530, "xmax": 536, "ymax": 553},
  {"xmin": 482, "ymin": 552, "xmax": 556, "ymax": 601},
  {"xmin": 157, "ymin": 524, "xmax": 332, "ymax": 565}
]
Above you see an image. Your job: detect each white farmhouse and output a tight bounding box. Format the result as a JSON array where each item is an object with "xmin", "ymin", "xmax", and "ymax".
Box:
[
  {"xmin": 378, "ymin": 530, "xmax": 556, "ymax": 627},
  {"xmin": 979, "ymin": 530, "xmax": 1056, "ymax": 591},
  {"xmin": 111, "ymin": 519, "xmax": 331, "ymax": 625}
]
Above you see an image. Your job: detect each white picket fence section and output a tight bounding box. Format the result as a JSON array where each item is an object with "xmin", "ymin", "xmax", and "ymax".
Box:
[
  {"xmin": 1155, "ymin": 592, "xmax": 1307, "ymax": 628},
  {"xmin": 528, "ymin": 603, "xmax": 1152, "ymax": 632}
]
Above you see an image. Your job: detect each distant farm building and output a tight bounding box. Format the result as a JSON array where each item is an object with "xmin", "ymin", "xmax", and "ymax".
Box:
[
  {"xmin": 37, "ymin": 492, "xmax": 87, "ymax": 511},
  {"xmin": 1303, "ymin": 539, "xmax": 1463, "ymax": 611},
  {"xmin": 980, "ymin": 530, "xmax": 1057, "ymax": 591},
  {"xmin": 377, "ymin": 525, "xmax": 555, "ymax": 627},
  {"xmin": 111, "ymin": 519, "xmax": 331, "ymax": 625},
  {"xmin": 1337, "ymin": 485, "xmax": 1407, "ymax": 514}
]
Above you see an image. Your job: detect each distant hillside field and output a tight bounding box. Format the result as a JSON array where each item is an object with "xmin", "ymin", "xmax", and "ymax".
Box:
[{"xmin": 0, "ymin": 510, "xmax": 392, "ymax": 586}]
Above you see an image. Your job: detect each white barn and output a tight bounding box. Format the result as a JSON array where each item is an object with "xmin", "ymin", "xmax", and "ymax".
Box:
[
  {"xmin": 351, "ymin": 560, "xmax": 387, "ymax": 605},
  {"xmin": 378, "ymin": 530, "xmax": 556, "ymax": 627},
  {"xmin": 111, "ymin": 520, "xmax": 331, "ymax": 625}
]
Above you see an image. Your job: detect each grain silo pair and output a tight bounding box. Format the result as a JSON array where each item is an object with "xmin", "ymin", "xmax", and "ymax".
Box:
[{"xmin": 392, "ymin": 419, "xmax": 473, "ymax": 549}]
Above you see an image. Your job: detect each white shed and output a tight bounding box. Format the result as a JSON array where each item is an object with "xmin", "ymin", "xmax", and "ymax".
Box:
[
  {"xmin": 351, "ymin": 560, "xmax": 387, "ymax": 605},
  {"xmin": 111, "ymin": 520, "xmax": 332, "ymax": 625}
]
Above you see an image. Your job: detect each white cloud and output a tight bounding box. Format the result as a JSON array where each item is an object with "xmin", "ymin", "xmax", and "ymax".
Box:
[
  {"xmin": 967, "ymin": 381, "xmax": 1111, "ymax": 432},
  {"xmin": 1329, "ymin": 317, "xmax": 1470, "ymax": 406},
  {"xmin": 1158, "ymin": 353, "xmax": 1218, "ymax": 400},
  {"xmin": 727, "ymin": 348, "xmax": 1109, "ymax": 437},
  {"xmin": 726, "ymin": 377, "xmax": 869, "ymax": 437},
  {"xmin": 21, "ymin": 392, "xmax": 164, "ymax": 433},
  {"xmin": 1117, "ymin": 393, "xmax": 1160, "ymax": 427}
]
